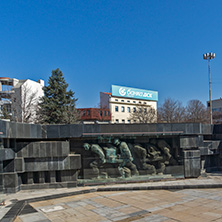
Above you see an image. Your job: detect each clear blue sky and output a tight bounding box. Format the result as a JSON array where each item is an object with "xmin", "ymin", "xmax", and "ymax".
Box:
[{"xmin": 0, "ymin": 0, "xmax": 222, "ymax": 108}]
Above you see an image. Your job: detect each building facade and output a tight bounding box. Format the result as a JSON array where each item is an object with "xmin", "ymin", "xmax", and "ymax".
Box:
[
  {"xmin": 77, "ymin": 108, "xmax": 111, "ymax": 123},
  {"xmin": 100, "ymin": 85, "xmax": 158, "ymax": 123},
  {"xmin": 0, "ymin": 77, "xmax": 44, "ymax": 123},
  {"xmin": 208, "ymin": 98, "xmax": 222, "ymax": 124}
]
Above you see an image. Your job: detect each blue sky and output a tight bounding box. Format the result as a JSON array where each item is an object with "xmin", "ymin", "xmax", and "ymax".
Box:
[{"xmin": 0, "ymin": 0, "xmax": 221, "ymax": 108}]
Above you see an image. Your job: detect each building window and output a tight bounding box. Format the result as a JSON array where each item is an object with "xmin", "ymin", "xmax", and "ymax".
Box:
[
  {"xmin": 116, "ymin": 119, "xmax": 119, "ymax": 123},
  {"xmin": 104, "ymin": 110, "xmax": 106, "ymax": 116},
  {"xmin": 133, "ymin": 107, "xmax": 136, "ymax": 113},
  {"xmin": 134, "ymin": 120, "xmax": 136, "ymax": 123},
  {"xmin": 87, "ymin": 110, "xmax": 90, "ymax": 115},
  {"xmin": 144, "ymin": 108, "xmax": 147, "ymax": 113},
  {"xmin": 121, "ymin": 106, "xmax": 125, "ymax": 112},
  {"xmin": 139, "ymin": 108, "xmax": 142, "ymax": 113},
  {"xmin": 115, "ymin": 106, "xmax": 118, "ymax": 112},
  {"xmin": 127, "ymin": 107, "xmax": 130, "ymax": 113},
  {"xmin": 144, "ymin": 102, "xmax": 146, "ymax": 104},
  {"xmin": 99, "ymin": 111, "xmax": 102, "ymax": 116},
  {"xmin": 121, "ymin": 100, "xmax": 124, "ymax": 102},
  {"xmin": 107, "ymin": 111, "xmax": 109, "ymax": 115},
  {"xmin": 82, "ymin": 110, "xmax": 85, "ymax": 116},
  {"xmin": 122, "ymin": 119, "xmax": 125, "ymax": 123},
  {"xmin": 128, "ymin": 120, "xmax": 130, "ymax": 123},
  {"xmin": 127, "ymin": 100, "xmax": 130, "ymax": 103},
  {"xmin": 115, "ymin": 99, "xmax": 118, "ymax": 101},
  {"xmin": 133, "ymin": 101, "xmax": 136, "ymax": 103},
  {"xmin": 139, "ymin": 101, "xmax": 141, "ymax": 104}
]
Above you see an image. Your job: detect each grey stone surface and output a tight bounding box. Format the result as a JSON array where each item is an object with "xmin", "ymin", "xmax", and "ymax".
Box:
[
  {"xmin": 59, "ymin": 125, "xmax": 70, "ymax": 138},
  {"xmin": 24, "ymin": 155, "xmax": 81, "ymax": 172},
  {"xmin": 17, "ymin": 141, "xmax": 70, "ymax": 158},
  {"xmin": 199, "ymin": 147, "xmax": 213, "ymax": 155},
  {"xmin": 0, "ymin": 149, "xmax": 15, "ymax": 161},
  {"xmin": 0, "ymin": 120, "xmax": 218, "ymax": 139},
  {"xmin": 134, "ymin": 214, "xmax": 169, "ymax": 222},
  {"xmin": 18, "ymin": 212, "xmax": 50, "ymax": 222},
  {"xmin": 69, "ymin": 124, "xmax": 83, "ymax": 137},
  {"xmin": 14, "ymin": 158, "xmax": 24, "ymax": 173},
  {"xmin": 3, "ymin": 173, "xmax": 18, "ymax": 189},
  {"xmin": 180, "ymin": 136, "xmax": 200, "ymax": 148},
  {"xmin": 202, "ymin": 124, "xmax": 213, "ymax": 134},
  {"xmin": 0, "ymin": 119, "xmax": 221, "ymax": 194},
  {"xmin": 184, "ymin": 150, "xmax": 200, "ymax": 178},
  {"xmin": 39, "ymin": 143, "xmax": 46, "ymax": 157},
  {"xmin": 46, "ymin": 125, "xmax": 60, "ymax": 138},
  {"xmin": 204, "ymin": 140, "xmax": 221, "ymax": 150}
]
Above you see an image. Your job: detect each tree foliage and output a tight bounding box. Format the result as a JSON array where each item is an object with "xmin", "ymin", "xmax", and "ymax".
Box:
[
  {"xmin": 37, "ymin": 68, "xmax": 78, "ymax": 124},
  {"xmin": 128, "ymin": 104, "xmax": 157, "ymax": 123}
]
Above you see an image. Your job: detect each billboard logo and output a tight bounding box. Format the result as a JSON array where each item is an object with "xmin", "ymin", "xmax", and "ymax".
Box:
[
  {"xmin": 112, "ymin": 85, "xmax": 158, "ymax": 101},
  {"xmin": 119, "ymin": 87, "xmax": 126, "ymax": 96}
]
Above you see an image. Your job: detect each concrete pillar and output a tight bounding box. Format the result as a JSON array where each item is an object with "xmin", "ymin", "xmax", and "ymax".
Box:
[
  {"xmin": 50, "ymin": 171, "xmax": 56, "ymax": 183},
  {"xmin": 184, "ymin": 150, "xmax": 201, "ymax": 178},
  {"xmin": 38, "ymin": 172, "xmax": 45, "ymax": 183},
  {"xmin": 27, "ymin": 172, "xmax": 33, "ymax": 184}
]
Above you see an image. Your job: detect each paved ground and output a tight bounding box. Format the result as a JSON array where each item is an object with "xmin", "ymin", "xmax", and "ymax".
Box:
[
  {"xmin": 17, "ymin": 188, "xmax": 222, "ymax": 222},
  {"xmin": 1, "ymin": 174, "xmax": 222, "ymax": 221}
]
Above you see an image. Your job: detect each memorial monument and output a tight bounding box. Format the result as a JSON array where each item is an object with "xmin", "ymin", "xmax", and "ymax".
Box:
[{"xmin": 0, "ymin": 120, "xmax": 221, "ymax": 193}]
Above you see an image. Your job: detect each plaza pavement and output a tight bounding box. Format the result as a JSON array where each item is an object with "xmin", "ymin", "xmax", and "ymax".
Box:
[{"xmin": 1, "ymin": 174, "xmax": 222, "ymax": 221}]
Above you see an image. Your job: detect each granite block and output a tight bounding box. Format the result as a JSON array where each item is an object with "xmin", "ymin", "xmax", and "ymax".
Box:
[
  {"xmin": 3, "ymin": 173, "xmax": 18, "ymax": 189},
  {"xmin": 46, "ymin": 125, "xmax": 60, "ymax": 138},
  {"xmin": 39, "ymin": 143, "xmax": 46, "ymax": 157},
  {"xmin": 69, "ymin": 154, "xmax": 81, "ymax": 169},
  {"xmin": 60, "ymin": 125, "xmax": 70, "ymax": 138},
  {"xmin": 28, "ymin": 143, "xmax": 33, "ymax": 157},
  {"xmin": 14, "ymin": 158, "xmax": 24, "ymax": 173},
  {"xmin": 61, "ymin": 142, "xmax": 70, "ymax": 156}
]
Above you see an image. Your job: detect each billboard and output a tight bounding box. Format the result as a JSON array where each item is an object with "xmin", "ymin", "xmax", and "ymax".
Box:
[{"xmin": 111, "ymin": 85, "xmax": 158, "ymax": 101}]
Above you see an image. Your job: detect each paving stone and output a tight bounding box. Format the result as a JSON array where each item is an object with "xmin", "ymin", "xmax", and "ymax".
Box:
[
  {"xmin": 18, "ymin": 212, "xmax": 50, "ymax": 222},
  {"xmin": 134, "ymin": 214, "xmax": 169, "ymax": 222},
  {"xmin": 40, "ymin": 205, "xmax": 65, "ymax": 213}
]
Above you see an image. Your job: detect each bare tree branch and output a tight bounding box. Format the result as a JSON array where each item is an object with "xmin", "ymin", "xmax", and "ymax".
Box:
[
  {"xmin": 128, "ymin": 104, "xmax": 157, "ymax": 123},
  {"xmin": 185, "ymin": 100, "xmax": 210, "ymax": 123},
  {"xmin": 158, "ymin": 98, "xmax": 186, "ymax": 123}
]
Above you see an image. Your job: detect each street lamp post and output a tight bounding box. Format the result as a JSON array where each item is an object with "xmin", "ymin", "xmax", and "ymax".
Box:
[{"xmin": 203, "ymin": 52, "xmax": 215, "ymax": 125}]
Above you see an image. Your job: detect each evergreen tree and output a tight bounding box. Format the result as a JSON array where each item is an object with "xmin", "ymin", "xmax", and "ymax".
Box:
[{"xmin": 38, "ymin": 68, "xmax": 78, "ymax": 124}]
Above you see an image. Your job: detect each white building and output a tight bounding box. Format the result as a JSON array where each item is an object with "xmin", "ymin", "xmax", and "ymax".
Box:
[
  {"xmin": 207, "ymin": 98, "xmax": 222, "ymax": 113},
  {"xmin": 0, "ymin": 77, "xmax": 44, "ymax": 123},
  {"xmin": 100, "ymin": 85, "xmax": 158, "ymax": 123},
  {"xmin": 207, "ymin": 98, "xmax": 222, "ymax": 124}
]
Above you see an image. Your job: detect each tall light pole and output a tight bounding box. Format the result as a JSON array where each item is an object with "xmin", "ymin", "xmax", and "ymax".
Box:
[{"xmin": 203, "ymin": 52, "xmax": 215, "ymax": 124}]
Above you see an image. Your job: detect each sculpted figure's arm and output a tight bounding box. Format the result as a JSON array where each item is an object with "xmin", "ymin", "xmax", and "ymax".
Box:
[{"xmin": 91, "ymin": 145, "xmax": 106, "ymax": 163}]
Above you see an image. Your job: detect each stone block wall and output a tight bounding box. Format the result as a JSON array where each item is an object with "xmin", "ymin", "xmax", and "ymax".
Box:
[
  {"xmin": 1, "ymin": 141, "xmax": 81, "ymax": 193},
  {"xmin": 1, "ymin": 120, "xmax": 222, "ymax": 193}
]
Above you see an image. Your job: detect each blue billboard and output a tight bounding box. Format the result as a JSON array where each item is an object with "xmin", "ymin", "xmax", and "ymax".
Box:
[{"xmin": 111, "ymin": 85, "xmax": 158, "ymax": 101}]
